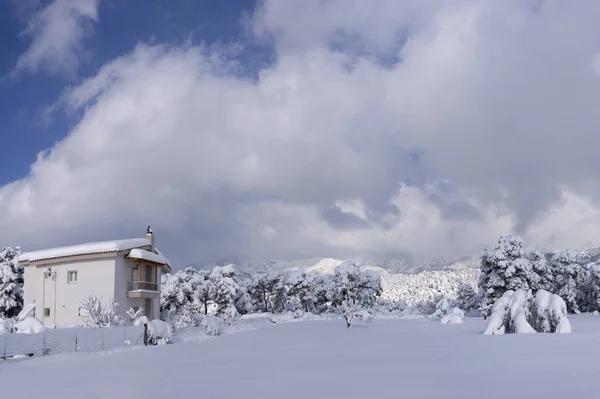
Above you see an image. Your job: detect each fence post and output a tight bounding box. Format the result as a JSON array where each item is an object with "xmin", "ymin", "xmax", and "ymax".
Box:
[
  {"xmin": 75, "ymin": 328, "xmax": 79, "ymax": 352},
  {"xmin": 143, "ymin": 323, "xmax": 148, "ymax": 346}
]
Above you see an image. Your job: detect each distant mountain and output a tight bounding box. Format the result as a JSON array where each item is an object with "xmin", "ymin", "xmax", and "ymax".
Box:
[
  {"xmin": 195, "ymin": 244, "xmax": 600, "ymax": 278},
  {"xmin": 196, "ymin": 253, "xmax": 480, "ymax": 278}
]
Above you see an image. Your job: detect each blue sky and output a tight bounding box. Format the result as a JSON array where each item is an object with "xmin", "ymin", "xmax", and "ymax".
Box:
[{"xmin": 0, "ymin": 0, "xmax": 261, "ymax": 185}]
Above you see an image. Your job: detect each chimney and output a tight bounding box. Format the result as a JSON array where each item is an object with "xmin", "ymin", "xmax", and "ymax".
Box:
[{"xmin": 146, "ymin": 225, "xmax": 154, "ymax": 247}]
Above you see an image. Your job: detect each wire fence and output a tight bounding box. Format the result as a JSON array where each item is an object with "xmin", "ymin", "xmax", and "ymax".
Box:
[{"xmin": 0, "ymin": 325, "xmax": 145, "ymax": 360}]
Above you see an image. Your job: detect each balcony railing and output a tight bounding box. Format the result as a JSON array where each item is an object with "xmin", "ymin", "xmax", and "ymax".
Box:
[{"xmin": 128, "ymin": 281, "xmax": 158, "ymax": 292}]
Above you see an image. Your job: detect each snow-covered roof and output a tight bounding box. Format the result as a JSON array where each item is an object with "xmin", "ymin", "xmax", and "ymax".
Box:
[
  {"xmin": 18, "ymin": 238, "xmax": 152, "ymax": 263},
  {"xmin": 127, "ymin": 248, "xmax": 171, "ymax": 269}
]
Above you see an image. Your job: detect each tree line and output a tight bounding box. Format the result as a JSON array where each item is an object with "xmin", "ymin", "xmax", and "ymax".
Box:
[{"xmin": 159, "ymin": 262, "xmax": 383, "ymax": 328}]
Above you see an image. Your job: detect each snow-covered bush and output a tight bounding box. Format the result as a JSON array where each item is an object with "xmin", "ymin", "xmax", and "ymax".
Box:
[
  {"xmin": 440, "ymin": 307, "xmax": 464, "ymax": 324},
  {"xmin": 483, "ymin": 290, "xmax": 534, "ymax": 335},
  {"xmin": 147, "ymin": 319, "xmax": 173, "ymax": 345},
  {"xmin": 14, "ymin": 316, "xmax": 46, "ymax": 334},
  {"xmin": 201, "ymin": 315, "xmax": 224, "ymax": 336},
  {"xmin": 433, "ymin": 298, "xmax": 453, "ymax": 318},
  {"xmin": 0, "ymin": 247, "xmax": 24, "ymax": 319},
  {"xmin": 530, "ymin": 290, "xmax": 571, "ymax": 333},
  {"xmin": 80, "ymin": 295, "xmax": 125, "ymax": 328},
  {"xmin": 172, "ymin": 313, "xmax": 203, "ymax": 330},
  {"xmin": 134, "ymin": 316, "xmax": 150, "ymax": 326},
  {"xmin": 126, "ymin": 306, "xmax": 145, "ymax": 325},
  {"xmin": 341, "ymin": 300, "xmax": 373, "ymax": 328},
  {"xmin": 483, "ymin": 289, "xmax": 570, "ymax": 335},
  {"xmin": 0, "ymin": 318, "xmax": 14, "ymax": 334}
]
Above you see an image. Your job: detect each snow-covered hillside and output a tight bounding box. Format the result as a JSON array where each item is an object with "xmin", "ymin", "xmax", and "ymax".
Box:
[
  {"xmin": 381, "ymin": 268, "xmax": 480, "ymax": 306},
  {"xmin": 196, "ymin": 257, "xmax": 348, "ymax": 278}
]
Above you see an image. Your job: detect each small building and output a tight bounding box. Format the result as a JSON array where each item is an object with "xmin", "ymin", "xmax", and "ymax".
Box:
[{"xmin": 18, "ymin": 228, "xmax": 171, "ymax": 327}]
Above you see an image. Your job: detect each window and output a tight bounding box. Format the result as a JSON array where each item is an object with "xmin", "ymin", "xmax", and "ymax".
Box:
[
  {"xmin": 44, "ymin": 308, "xmax": 50, "ymax": 317},
  {"xmin": 67, "ymin": 270, "xmax": 78, "ymax": 283}
]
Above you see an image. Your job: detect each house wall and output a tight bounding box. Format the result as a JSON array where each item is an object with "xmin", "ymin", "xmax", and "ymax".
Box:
[
  {"xmin": 23, "ymin": 248, "xmax": 166, "ymax": 327},
  {"xmin": 23, "ymin": 256, "xmax": 117, "ymax": 327},
  {"xmin": 114, "ymin": 256, "xmax": 161, "ymax": 321}
]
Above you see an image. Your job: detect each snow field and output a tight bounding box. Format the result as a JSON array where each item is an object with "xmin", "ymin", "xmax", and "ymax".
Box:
[{"xmin": 2, "ymin": 316, "xmax": 600, "ymax": 399}]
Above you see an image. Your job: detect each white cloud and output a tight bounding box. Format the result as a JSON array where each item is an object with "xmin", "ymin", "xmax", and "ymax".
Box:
[
  {"xmin": 3, "ymin": 1, "xmax": 600, "ymax": 265},
  {"xmin": 15, "ymin": 0, "xmax": 99, "ymax": 75}
]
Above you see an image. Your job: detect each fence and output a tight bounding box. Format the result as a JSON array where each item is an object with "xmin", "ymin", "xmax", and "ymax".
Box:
[{"xmin": 0, "ymin": 325, "xmax": 145, "ymax": 360}]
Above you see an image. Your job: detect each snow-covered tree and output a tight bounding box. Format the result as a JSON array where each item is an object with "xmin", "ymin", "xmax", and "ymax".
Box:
[
  {"xmin": 80, "ymin": 295, "xmax": 124, "ymax": 328},
  {"xmin": 311, "ymin": 274, "xmax": 336, "ymax": 313},
  {"xmin": 0, "ymin": 247, "xmax": 24, "ymax": 319},
  {"xmin": 455, "ymin": 283, "xmax": 478, "ymax": 312},
  {"xmin": 245, "ymin": 273, "xmax": 287, "ymax": 313},
  {"xmin": 196, "ymin": 270, "xmax": 212, "ymax": 315},
  {"xmin": 234, "ymin": 283, "xmax": 254, "ymax": 315},
  {"xmin": 333, "ymin": 262, "xmax": 382, "ymax": 309},
  {"xmin": 529, "ymin": 289, "xmax": 571, "ymax": 333},
  {"xmin": 483, "ymin": 289, "xmax": 535, "ymax": 335},
  {"xmin": 576, "ymin": 261, "xmax": 600, "ymax": 313},
  {"xmin": 478, "ymin": 236, "xmax": 532, "ymax": 319},
  {"xmin": 550, "ymin": 250, "xmax": 586, "ymax": 314},
  {"xmin": 286, "ymin": 271, "xmax": 318, "ymax": 313},
  {"xmin": 484, "ymin": 289, "xmax": 572, "ymax": 335},
  {"xmin": 526, "ymin": 250, "xmax": 552, "ymax": 293},
  {"xmin": 160, "ymin": 267, "xmax": 205, "ymax": 327},
  {"xmin": 210, "ymin": 265, "xmax": 239, "ymax": 319}
]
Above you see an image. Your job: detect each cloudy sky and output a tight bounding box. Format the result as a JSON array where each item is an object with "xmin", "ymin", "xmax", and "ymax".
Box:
[{"xmin": 2, "ymin": 0, "xmax": 600, "ymax": 267}]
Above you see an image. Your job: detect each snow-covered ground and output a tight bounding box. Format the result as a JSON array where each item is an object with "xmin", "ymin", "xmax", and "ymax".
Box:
[{"xmin": 3, "ymin": 316, "xmax": 600, "ymax": 398}]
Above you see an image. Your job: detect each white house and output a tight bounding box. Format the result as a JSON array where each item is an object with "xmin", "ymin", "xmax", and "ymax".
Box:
[{"xmin": 18, "ymin": 228, "xmax": 171, "ymax": 327}]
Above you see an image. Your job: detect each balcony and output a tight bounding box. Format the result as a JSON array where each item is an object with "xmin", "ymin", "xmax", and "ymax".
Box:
[{"xmin": 128, "ymin": 281, "xmax": 159, "ymax": 298}]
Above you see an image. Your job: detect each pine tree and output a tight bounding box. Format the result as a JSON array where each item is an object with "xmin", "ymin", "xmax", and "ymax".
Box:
[
  {"xmin": 455, "ymin": 283, "xmax": 477, "ymax": 312},
  {"xmin": 477, "ymin": 236, "xmax": 532, "ymax": 319},
  {"xmin": 196, "ymin": 270, "xmax": 212, "ymax": 315},
  {"xmin": 526, "ymin": 250, "xmax": 552, "ymax": 292},
  {"xmin": 576, "ymin": 261, "xmax": 600, "ymax": 313},
  {"xmin": 287, "ymin": 272, "xmax": 317, "ymax": 313},
  {"xmin": 159, "ymin": 267, "xmax": 204, "ymax": 326},
  {"xmin": 0, "ymin": 247, "xmax": 24, "ymax": 319},
  {"xmin": 550, "ymin": 250, "xmax": 586, "ymax": 314},
  {"xmin": 245, "ymin": 274, "xmax": 271, "ymax": 313},
  {"xmin": 209, "ymin": 265, "xmax": 239, "ymax": 318}
]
